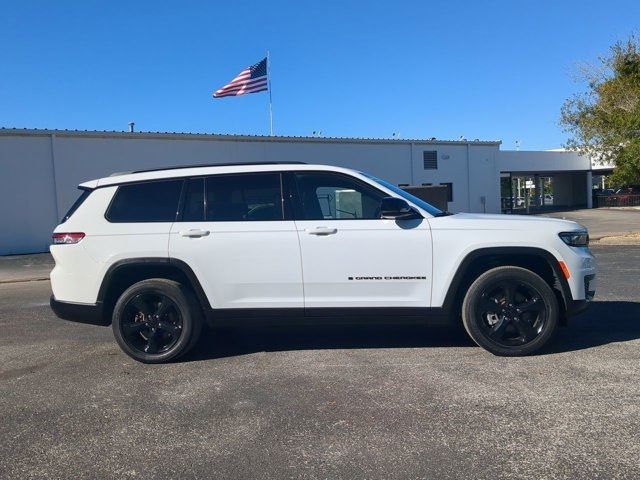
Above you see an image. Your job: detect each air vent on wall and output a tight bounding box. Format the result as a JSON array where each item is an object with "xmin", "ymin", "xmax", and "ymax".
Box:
[{"xmin": 423, "ymin": 151, "xmax": 437, "ymax": 169}]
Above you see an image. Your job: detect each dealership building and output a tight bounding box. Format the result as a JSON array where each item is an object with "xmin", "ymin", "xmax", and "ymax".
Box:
[{"xmin": 0, "ymin": 128, "xmax": 609, "ymax": 255}]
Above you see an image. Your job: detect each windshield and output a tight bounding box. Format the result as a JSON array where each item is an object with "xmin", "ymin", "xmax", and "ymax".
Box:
[{"xmin": 362, "ymin": 173, "xmax": 446, "ymax": 217}]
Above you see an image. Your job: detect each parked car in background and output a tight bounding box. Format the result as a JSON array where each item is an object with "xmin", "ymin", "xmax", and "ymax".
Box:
[
  {"xmin": 615, "ymin": 186, "xmax": 640, "ymax": 195},
  {"xmin": 595, "ymin": 186, "xmax": 640, "ymax": 207}
]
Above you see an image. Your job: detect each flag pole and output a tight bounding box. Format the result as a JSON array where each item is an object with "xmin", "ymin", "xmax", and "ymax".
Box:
[{"xmin": 267, "ymin": 50, "xmax": 273, "ymax": 136}]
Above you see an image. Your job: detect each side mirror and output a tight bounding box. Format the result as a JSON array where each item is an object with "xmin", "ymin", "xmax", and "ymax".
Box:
[{"xmin": 380, "ymin": 197, "xmax": 422, "ymax": 220}]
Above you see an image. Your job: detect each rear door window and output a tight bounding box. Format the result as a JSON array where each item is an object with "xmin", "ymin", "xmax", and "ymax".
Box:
[
  {"xmin": 182, "ymin": 178, "xmax": 206, "ymax": 221},
  {"xmin": 207, "ymin": 173, "xmax": 282, "ymax": 221},
  {"xmin": 179, "ymin": 173, "xmax": 283, "ymax": 222},
  {"xmin": 106, "ymin": 179, "xmax": 183, "ymax": 222}
]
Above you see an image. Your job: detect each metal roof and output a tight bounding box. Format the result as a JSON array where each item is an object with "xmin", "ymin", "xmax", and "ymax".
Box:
[{"xmin": 0, "ymin": 127, "xmax": 502, "ymax": 146}]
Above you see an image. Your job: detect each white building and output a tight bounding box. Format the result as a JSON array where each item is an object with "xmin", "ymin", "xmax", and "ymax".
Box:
[{"xmin": 0, "ymin": 128, "xmax": 605, "ymax": 255}]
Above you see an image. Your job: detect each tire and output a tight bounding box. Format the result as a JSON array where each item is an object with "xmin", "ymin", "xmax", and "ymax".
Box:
[
  {"xmin": 461, "ymin": 266, "xmax": 559, "ymax": 356},
  {"xmin": 112, "ymin": 279, "xmax": 202, "ymax": 363}
]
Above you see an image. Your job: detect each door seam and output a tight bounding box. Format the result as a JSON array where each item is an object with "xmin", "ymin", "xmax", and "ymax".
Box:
[{"xmin": 293, "ymin": 220, "xmax": 307, "ymax": 311}]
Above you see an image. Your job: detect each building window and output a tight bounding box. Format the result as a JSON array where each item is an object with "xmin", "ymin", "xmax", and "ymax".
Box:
[
  {"xmin": 440, "ymin": 182, "xmax": 453, "ymax": 202},
  {"xmin": 423, "ymin": 151, "xmax": 438, "ymax": 169}
]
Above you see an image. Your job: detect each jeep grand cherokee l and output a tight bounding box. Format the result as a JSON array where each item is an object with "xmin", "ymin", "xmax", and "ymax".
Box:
[{"xmin": 50, "ymin": 162, "xmax": 596, "ymax": 363}]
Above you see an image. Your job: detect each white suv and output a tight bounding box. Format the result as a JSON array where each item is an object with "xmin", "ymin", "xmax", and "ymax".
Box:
[{"xmin": 50, "ymin": 162, "xmax": 596, "ymax": 363}]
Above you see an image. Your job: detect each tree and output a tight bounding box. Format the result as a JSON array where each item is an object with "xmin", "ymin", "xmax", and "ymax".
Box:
[{"xmin": 560, "ymin": 36, "xmax": 640, "ymax": 186}]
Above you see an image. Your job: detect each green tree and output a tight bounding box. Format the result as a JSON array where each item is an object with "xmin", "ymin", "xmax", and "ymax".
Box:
[{"xmin": 560, "ymin": 36, "xmax": 640, "ymax": 186}]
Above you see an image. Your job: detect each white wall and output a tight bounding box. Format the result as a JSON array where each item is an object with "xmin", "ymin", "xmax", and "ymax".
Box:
[
  {"xmin": 0, "ymin": 130, "xmax": 502, "ymax": 254},
  {"xmin": 0, "ymin": 136, "xmax": 59, "ymax": 254},
  {"xmin": 469, "ymin": 145, "xmax": 501, "ymax": 214},
  {"xmin": 412, "ymin": 144, "xmax": 469, "ymax": 212},
  {"xmin": 410, "ymin": 144, "xmax": 500, "ymax": 213}
]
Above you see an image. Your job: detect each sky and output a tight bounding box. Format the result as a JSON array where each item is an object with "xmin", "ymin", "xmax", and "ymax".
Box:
[{"xmin": 1, "ymin": 0, "xmax": 639, "ymax": 150}]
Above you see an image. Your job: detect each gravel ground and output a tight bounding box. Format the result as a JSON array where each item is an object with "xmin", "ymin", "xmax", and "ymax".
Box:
[
  {"xmin": 595, "ymin": 232, "xmax": 640, "ymax": 245},
  {"xmin": 0, "ymin": 245, "xmax": 639, "ymax": 479}
]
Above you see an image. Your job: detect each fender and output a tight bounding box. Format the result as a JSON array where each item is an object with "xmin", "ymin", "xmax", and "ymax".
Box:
[
  {"xmin": 96, "ymin": 257, "xmax": 212, "ymax": 313},
  {"xmin": 440, "ymin": 246, "xmax": 573, "ymax": 313}
]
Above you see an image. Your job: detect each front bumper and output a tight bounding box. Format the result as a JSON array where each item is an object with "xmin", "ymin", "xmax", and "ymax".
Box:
[
  {"xmin": 563, "ymin": 273, "xmax": 595, "ymax": 320},
  {"xmin": 50, "ymin": 296, "xmax": 109, "ymax": 326},
  {"xmin": 566, "ymin": 299, "xmax": 590, "ymax": 317},
  {"xmin": 584, "ymin": 274, "xmax": 596, "ymax": 300}
]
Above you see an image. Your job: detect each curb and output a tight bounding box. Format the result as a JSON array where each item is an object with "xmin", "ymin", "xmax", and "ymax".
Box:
[
  {"xmin": 590, "ymin": 231, "xmax": 640, "ymax": 245},
  {"xmin": 591, "ymin": 231, "xmax": 637, "ymax": 241}
]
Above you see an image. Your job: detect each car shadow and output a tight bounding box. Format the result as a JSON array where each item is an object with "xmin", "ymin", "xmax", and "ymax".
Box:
[
  {"xmin": 544, "ymin": 300, "xmax": 640, "ymax": 354},
  {"xmin": 186, "ymin": 323, "xmax": 473, "ymax": 361},
  {"xmin": 184, "ymin": 301, "xmax": 640, "ymax": 361}
]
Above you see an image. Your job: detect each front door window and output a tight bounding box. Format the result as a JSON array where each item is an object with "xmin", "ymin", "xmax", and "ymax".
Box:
[{"xmin": 294, "ymin": 172, "xmax": 385, "ymax": 220}]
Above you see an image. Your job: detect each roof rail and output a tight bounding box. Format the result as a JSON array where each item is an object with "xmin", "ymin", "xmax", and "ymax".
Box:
[{"xmin": 109, "ymin": 161, "xmax": 307, "ymax": 177}]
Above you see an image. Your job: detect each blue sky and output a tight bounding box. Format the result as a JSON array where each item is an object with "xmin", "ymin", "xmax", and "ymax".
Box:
[{"xmin": 1, "ymin": 0, "xmax": 638, "ymax": 150}]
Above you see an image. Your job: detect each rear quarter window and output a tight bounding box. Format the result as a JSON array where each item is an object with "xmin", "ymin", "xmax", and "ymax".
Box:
[
  {"xmin": 61, "ymin": 188, "xmax": 92, "ymax": 223},
  {"xmin": 105, "ymin": 179, "xmax": 183, "ymax": 223}
]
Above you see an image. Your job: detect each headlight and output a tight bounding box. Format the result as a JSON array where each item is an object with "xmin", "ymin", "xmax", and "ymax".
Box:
[{"xmin": 559, "ymin": 231, "xmax": 589, "ymax": 247}]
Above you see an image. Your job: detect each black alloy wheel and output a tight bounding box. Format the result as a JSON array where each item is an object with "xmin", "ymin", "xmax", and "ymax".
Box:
[
  {"xmin": 475, "ymin": 281, "xmax": 546, "ymax": 346},
  {"xmin": 462, "ymin": 266, "xmax": 559, "ymax": 356},
  {"xmin": 112, "ymin": 279, "xmax": 202, "ymax": 363},
  {"xmin": 120, "ymin": 292, "xmax": 183, "ymax": 355}
]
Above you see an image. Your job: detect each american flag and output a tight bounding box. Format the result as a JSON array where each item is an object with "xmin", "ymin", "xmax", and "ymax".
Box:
[{"xmin": 213, "ymin": 58, "xmax": 268, "ymax": 98}]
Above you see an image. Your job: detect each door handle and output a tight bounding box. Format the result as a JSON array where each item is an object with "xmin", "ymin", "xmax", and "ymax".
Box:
[
  {"xmin": 179, "ymin": 229, "xmax": 210, "ymax": 238},
  {"xmin": 306, "ymin": 227, "xmax": 338, "ymax": 236}
]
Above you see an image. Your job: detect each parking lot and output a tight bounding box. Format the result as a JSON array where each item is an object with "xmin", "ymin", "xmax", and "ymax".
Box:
[
  {"xmin": 0, "ymin": 244, "xmax": 639, "ymax": 479},
  {"xmin": 540, "ymin": 208, "xmax": 640, "ymax": 239}
]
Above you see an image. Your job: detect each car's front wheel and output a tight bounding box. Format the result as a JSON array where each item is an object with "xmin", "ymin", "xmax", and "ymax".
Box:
[
  {"xmin": 462, "ymin": 266, "xmax": 559, "ymax": 356},
  {"xmin": 112, "ymin": 279, "xmax": 202, "ymax": 363}
]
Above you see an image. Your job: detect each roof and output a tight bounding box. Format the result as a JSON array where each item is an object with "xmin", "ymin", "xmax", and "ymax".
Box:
[
  {"xmin": 128, "ymin": 161, "xmax": 307, "ymax": 175},
  {"xmin": 0, "ymin": 127, "xmax": 502, "ymax": 146},
  {"xmin": 81, "ymin": 163, "xmax": 369, "ymax": 189}
]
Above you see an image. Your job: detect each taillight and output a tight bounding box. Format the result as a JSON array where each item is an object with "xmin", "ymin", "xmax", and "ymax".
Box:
[{"xmin": 52, "ymin": 232, "xmax": 85, "ymax": 245}]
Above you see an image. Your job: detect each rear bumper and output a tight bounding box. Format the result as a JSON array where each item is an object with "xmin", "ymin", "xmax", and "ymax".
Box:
[{"xmin": 50, "ymin": 295, "xmax": 109, "ymax": 326}]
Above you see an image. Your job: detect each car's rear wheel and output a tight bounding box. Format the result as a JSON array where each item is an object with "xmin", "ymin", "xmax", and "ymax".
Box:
[
  {"xmin": 112, "ymin": 279, "xmax": 202, "ymax": 363},
  {"xmin": 462, "ymin": 266, "xmax": 559, "ymax": 356}
]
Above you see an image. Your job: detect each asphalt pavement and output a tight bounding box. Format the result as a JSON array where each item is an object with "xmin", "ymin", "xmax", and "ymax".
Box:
[{"xmin": 1, "ymin": 245, "xmax": 639, "ymax": 479}]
